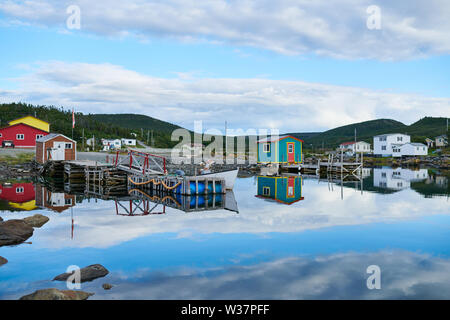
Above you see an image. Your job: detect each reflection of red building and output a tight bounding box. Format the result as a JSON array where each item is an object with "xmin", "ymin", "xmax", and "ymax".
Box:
[
  {"xmin": 0, "ymin": 182, "xmax": 37, "ymax": 211},
  {"xmin": 35, "ymin": 184, "xmax": 75, "ymax": 213}
]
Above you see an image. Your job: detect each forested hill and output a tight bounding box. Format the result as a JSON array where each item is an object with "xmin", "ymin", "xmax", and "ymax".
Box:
[
  {"xmin": 289, "ymin": 117, "xmax": 448, "ymax": 148},
  {"xmin": 0, "ymin": 103, "xmax": 181, "ymax": 148}
]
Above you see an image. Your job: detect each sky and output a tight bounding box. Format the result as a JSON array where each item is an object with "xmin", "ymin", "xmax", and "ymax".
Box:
[{"xmin": 0, "ymin": 0, "xmax": 449, "ymax": 132}]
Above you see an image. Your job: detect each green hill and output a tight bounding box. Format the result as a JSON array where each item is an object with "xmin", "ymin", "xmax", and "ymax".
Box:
[
  {"xmin": 0, "ymin": 103, "xmax": 181, "ymax": 148},
  {"xmin": 292, "ymin": 119, "xmax": 407, "ymax": 148},
  {"xmin": 290, "ymin": 117, "xmax": 448, "ymax": 149},
  {"xmin": 88, "ymin": 114, "xmax": 182, "ymax": 134}
]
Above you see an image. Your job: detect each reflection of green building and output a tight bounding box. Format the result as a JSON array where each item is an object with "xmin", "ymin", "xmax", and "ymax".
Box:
[{"xmin": 256, "ymin": 175, "xmax": 304, "ymax": 205}]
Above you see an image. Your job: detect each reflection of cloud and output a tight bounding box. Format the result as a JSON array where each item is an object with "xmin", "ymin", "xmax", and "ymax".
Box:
[
  {"xmin": 1, "ymin": 179, "xmax": 448, "ymax": 249},
  {"xmin": 1, "ymin": 61, "xmax": 449, "ymax": 132},
  {"xmin": 1, "ymin": 1, "xmax": 450, "ymax": 60},
  {"xmin": 82, "ymin": 251, "xmax": 450, "ymax": 299}
]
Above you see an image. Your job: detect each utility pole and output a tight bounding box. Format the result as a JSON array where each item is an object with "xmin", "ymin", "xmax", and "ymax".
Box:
[
  {"xmin": 82, "ymin": 128, "xmax": 85, "ymax": 151},
  {"xmin": 225, "ymin": 120, "xmax": 228, "ymax": 157}
]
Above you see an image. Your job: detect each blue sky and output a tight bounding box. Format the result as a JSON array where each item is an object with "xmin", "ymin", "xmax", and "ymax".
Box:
[{"xmin": 0, "ymin": 1, "xmax": 449, "ymax": 132}]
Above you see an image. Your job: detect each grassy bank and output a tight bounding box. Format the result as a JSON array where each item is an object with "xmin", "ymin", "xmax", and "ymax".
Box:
[{"xmin": 0, "ymin": 152, "xmax": 35, "ymax": 165}]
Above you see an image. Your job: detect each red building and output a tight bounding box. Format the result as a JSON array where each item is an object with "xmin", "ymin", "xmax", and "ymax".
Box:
[{"xmin": 0, "ymin": 123, "xmax": 49, "ymax": 148}]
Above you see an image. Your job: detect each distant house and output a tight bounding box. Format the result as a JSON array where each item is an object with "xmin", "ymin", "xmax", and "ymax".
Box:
[
  {"xmin": 36, "ymin": 134, "xmax": 77, "ymax": 164},
  {"xmin": 8, "ymin": 115, "xmax": 50, "ymax": 133},
  {"xmin": 425, "ymin": 138, "xmax": 434, "ymax": 148},
  {"xmin": 373, "ymin": 133, "xmax": 411, "ymax": 156},
  {"xmin": 257, "ymin": 135, "xmax": 303, "ymax": 165},
  {"xmin": 435, "ymin": 135, "xmax": 448, "ymax": 147},
  {"xmin": 0, "ymin": 182, "xmax": 37, "ymax": 211},
  {"xmin": 396, "ymin": 143, "xmax": 428, "ymax": 157},
  {"xmin": 338, "ymin": 141, "xmax": 371, "ymax": 155},
  {"xmin": 121, "ymin": 138, "xmax": 136, "ymax": 147},
  {"xmin": 0, "ymin": 123, "xmax": 49, "ymax": 148},
  {"xmin": 256, "ymin": 176, "xmax": 304, "ymax": 205},
  {"xmin": 101, "ymin": 139, "xmax": 121, "ymax": 151}
]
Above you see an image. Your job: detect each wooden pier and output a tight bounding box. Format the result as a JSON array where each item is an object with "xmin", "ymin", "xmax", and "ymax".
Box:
[{"xmin": 42, "ymin": 150, "xmax": 227, "ymax": 196}]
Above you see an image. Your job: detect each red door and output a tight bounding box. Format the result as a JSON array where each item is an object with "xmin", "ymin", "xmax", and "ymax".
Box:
[
  {"xmin": 287, "ymin": 177, "xmax": 295, "ymax": 198},
  {"xmin": 287, "ymin": 143, "xmax": 295, "ymax": 163}
]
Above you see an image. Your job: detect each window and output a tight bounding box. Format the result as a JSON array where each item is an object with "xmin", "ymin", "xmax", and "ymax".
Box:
[
  {"xmin": 288, "ymin": 144, "xmax": 294, "ymax": 153},
  {"xmin": 379, "ymin": 137, "xmax": 386, "ymax": 141},
  {"xmin": 381, "ymin": 146, "xmax": 386, "ymax": 151},
  {"xmin": 263, "ymin": 187, "xmax": 270, "ymax": 196},
  {"xmin": 381, "ymin": 172, "xmax": 386, "ymax": 178},
  {"xmin": 16, "ymin": 134, "xmax": 24, "ymax": 140},
  {"xmin": 0, "ymin": 133, "xmax": 2, "ymax": 138},
  {"xmin": 36, "ymin": 134, "xmax": 43, "ymax": 140},
  {"xmin": 397, "ymin": 136, "xmax": 403, "ymax": 142},
  {"xmin": 263, "ymin": 143, "xmax": 270, "ymax": 153},
  {"xmin": 65, "ymin": 143, "xmax": 72, "ymax": 149},
  {"xmin": 16, "ymin": 187, "xmax": 24, "ymax": 193},
  {"xmin": 65, "ymin": 198, "xmax": 72, "ymax": 205}
]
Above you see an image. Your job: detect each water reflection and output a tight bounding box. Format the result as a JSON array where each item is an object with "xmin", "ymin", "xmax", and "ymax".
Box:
[
  {"xmin": 0, "ymin": 167, "xmax": 449, "ymax": 300},
  {"xmin": 256, "ymin": 175, "xmax": 304, "ymax": 205}
]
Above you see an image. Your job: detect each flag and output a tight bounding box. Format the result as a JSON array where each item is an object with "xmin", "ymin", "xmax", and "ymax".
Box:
[{"xmin": 72, "ymin": 108, "xmax": 75, "ymax": 128}]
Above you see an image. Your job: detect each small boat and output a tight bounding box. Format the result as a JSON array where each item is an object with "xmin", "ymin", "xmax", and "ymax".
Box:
[{"xmin": 199, "ymin": 168, "xmax": 239, "ymax": 190}]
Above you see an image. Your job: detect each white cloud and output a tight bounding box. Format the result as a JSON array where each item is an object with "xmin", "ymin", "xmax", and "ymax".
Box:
[
  {"xmin": 1, "ymin": 61, "xmax": 449, "ymax": 132},
  {"xmin": 1, "ymin": 0, "xmax": 450, "ymax": 60}
]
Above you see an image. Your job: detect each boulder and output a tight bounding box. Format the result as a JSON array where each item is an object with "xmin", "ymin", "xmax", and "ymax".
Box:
[
  {"xmin": 102, "ymin": 283, "xmax": 113, "ymax": 290},
  {"xmin": 23, "ymin": 214, "xmax": 49, "ymax": 228},
  {"xmin": 54, "ymin": 264, "xmax": 109, "ymax": 283},
  {"xmin": 0, "ymin": 256, "xmax": 7, "ymax": 266},
  {"xmin": 0, "ymin": 219, "xmax": 34, "ymax": 247},
  {"xmin": 20, "ymin": 288, "xmax": 94, "ymax": 300}
]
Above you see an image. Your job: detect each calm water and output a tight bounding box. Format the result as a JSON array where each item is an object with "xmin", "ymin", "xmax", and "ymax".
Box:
[{"xmin": 0, "ymin": 167, "xmax": 449, "ymax": 299}]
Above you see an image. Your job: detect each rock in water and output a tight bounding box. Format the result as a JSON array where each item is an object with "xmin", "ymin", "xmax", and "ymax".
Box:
[
  {"xmin": 53, "ymin": 264, "xmax": 109, "ymax": 282},
  {"xmin": 0, "ymin": 256, "xmax": 7, "ymax": 266},
  {"xmin": 0, "ymin": 219, "xmax": 34, "ymax": 247},
  {"xmin": 20, "ymin": 288, "xmax": 94, "ymax": 300},
  {"xmin": 23, "ymin": 214, "xmax": 49, "ymax": 228},
  {"xmin": 102, "ymin": 283, "xmax": 113, "ymax": 290}
]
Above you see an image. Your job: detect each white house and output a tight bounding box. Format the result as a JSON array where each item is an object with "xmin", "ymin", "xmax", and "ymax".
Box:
[
  {"xmin": 373, "ymin": 133, "xmax": 410, "ymax": 156},
  {"xmin": 338, "ymin": 141, "xmax": 371, "ymax": 155},
  {"xmin": 396, "ymin": 143, "xmax": 428, "ymax": 157},
  {"xmin": 121, "ymin": 138, "xmax": 136, "ymax": 147},
  {"xmin": 435, "ymin": 135, "xmax": 448, "ymax": 147},
  {"xmin": 101, "ymin": 139, "xmax": 121, "ymax": 151},
  {"xmin": 373, "ymin": 167, "xmax": 428, "ymax": 190}
]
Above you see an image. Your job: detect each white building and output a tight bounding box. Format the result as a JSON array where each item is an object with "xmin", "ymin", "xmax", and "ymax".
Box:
[
  {"xmin": 338, "ymin": 141, "xmax": 371, "ymax": 155},
  {"xmin": 101, "ymin": 139, "xmax": 121, "ymax": 151},
  {"xmin": 121, "ymin": 138, "xmax": 137, "ymax": 147},
  {"xmin": 373, "ymin": 167, "xmax": 428, "ymax": 190},
  {"xmin": 396, "ymin": 143, "xmax": 428, "ymax": 157},
  {"xmin": 435, "ymin": 135, "xmax": 448, "ymax": 147},
  {"xmin": 373, "ymin": 133, "xmax": 411, "ymax": 156}
]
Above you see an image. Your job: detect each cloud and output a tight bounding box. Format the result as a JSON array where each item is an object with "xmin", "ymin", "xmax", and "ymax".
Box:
[
  {"xmin": 4, "ymin": 250, "xmax": 450, "ymax": 299},
  {"xmin": 1, "ymin": 0, "xmax": 450, "ymax": 60},
  {"xmin": 1, "ymin": 176, "xmax": 448, "ymax": 249},
  {"xmin": 1, "ymin": 61, "xmax": 449, "ymax": 132}
]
